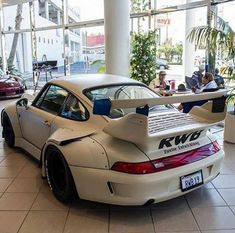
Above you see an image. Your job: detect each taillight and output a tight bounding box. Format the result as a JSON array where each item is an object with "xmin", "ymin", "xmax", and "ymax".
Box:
[
  {"xmin": 212, "ymin": 141, "xmax": 220, "ymax": 152},
  {"xmin": 111, "ymin": 161, "xmax": 155, "ymax": 174},
  {"xmin": 111, "ymin": 141, "xmax": 220, "ymax": 174}
]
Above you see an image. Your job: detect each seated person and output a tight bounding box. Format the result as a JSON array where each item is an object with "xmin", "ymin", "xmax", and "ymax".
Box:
[
  {"xmin": 177, "ymin": 83, "xmax": 189, "ymax": 92},
  {"xmin": 214, "ymin": 68, "xmax": 225, "ymax": 88},
  {"xmin": 185, "ymin": 65, "xmax": 204, "ymax": 89},
  {"xmin": 149, "ymin": 71, "xmax": 170, "ymax": 90},
  {"xmin": 178, "ymin": 72, "xmax": 218, "ymax": 113},
  {"xmin": 192, "ymin": 72, "xmax": 218, "ymax": 93}
]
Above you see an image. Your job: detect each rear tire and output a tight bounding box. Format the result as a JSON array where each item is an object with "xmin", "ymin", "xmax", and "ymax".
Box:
[
  {"xmin": 2, "ymin": 113, "xmax": 15, "ymax": 147},
  {"xmin": 45, "ymin": 146, "xmax": 77, "ymax": 203}
]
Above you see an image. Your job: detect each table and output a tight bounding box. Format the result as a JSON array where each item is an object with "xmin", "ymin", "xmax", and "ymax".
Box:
[{"xmin": 154, "ymin": 88, "xmax": 192, "ymax": 96}]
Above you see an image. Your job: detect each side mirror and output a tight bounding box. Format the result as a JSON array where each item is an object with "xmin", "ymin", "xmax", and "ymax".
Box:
[{"xmin": 16, "ymin": 98, "xmax": 28, "ymax": 108}]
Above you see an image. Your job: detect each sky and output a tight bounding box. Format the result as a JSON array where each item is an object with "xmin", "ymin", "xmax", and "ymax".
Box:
[
  {"xmin": 66, "ymin": 0, "xmax": 235, "ymax": 41},
  {"xmin": 68, "ymin": 0, "xmax": 104, "ymax": 21},
  {"xmin": 218, "ymin": 1, "xmax": 235, "ymax": 31}
]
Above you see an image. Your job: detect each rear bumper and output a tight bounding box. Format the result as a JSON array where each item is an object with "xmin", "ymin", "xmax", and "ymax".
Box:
[{"xmin": 70, "ymin": 151, "xmax": 223, "ymax": 206}]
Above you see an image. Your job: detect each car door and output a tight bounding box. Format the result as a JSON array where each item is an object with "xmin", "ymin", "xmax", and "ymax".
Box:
[{"xmin": 18, "ymin": 84, "xmax": 68, "ymax": 149}]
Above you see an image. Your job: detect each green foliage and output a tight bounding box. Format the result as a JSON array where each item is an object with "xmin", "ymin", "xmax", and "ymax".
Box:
[
  {"xmin": 130, "ymin": 0, "xmax": 149, "ymax": 13},
  {"xmin": 226, "ymin": 86, "xmax": 235, "ymax": 115},
  {"xmin": 157, "ymin": 42, "xmax": 183, "ymax": 63},
  {"xmin": 91, "ymin": 60, "xmax": 106, "ymax": 74},
  {"xmin": 174, "ymin": 43, "xmax": 183, "ymax": 63},
  {"xmin": 98, "ymin": 66, "xmax": 106, "ymax": 73},
  {"xmin": 157, "ymin": 43, "xmax": 173, "ymax": 61},
  {"xmin": 130, "ymin": 31, "xmax": 157, "ymax": 85},
  {"xmin": 187, "ymin": 13, "xmax": 235, "ymax": 72}
]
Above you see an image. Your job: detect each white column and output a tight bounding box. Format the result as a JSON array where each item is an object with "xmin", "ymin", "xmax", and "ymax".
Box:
[
  {"xmin": 104, "ymin": 0, "xmax": 130, "ymax": 77},
  {"xmin": 184, "ymin": 0, "xmax": 196, "ymax": 77}
]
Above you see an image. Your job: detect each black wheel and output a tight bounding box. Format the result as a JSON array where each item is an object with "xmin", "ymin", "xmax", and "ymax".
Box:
[
  {"xmin": 45, "ymin": 146, "xmax": 77, "ymax": 202},
  {"xmin": 2, "ymin": 113, "xmax": 15, "ymax": 147}
]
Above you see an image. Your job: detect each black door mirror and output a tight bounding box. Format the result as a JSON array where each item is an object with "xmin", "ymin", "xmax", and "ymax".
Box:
[{"xmin": 16, "ymin": 98, "xmax": 28, "ymax": 108}]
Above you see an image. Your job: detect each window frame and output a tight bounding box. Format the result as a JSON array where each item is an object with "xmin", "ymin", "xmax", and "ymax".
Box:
[
  {"xmin": 33, "ymin": 84, "xmax": 69, "ymax": 115},
  {"xmin": 33, "ymin": 83, "xmax": 90, "ymax": 121},
  {"xmin": 59, "ymin": 93, "xmax": 90, "ymax": 122}
]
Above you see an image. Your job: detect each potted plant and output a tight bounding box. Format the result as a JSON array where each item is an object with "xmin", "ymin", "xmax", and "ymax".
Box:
[
  {"xmin": 224, "ymin": 87, "xmax": 235, "ymax": 143},
  {"xmin": 130, "ymin": 31, "xmax": 157, "ymax": 86}
]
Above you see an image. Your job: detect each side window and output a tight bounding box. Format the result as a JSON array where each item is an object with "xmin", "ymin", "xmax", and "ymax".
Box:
[
  {"xmin": 34, "ymin": 85, "xmax": 68, "ymax": 114},
  {"xmin": 60, "ymin": 95, "xmax": 89, "ymax": 121},
  {"xmin": 34, "ymin": 86, "xmax": 49, "ymax": 107}
]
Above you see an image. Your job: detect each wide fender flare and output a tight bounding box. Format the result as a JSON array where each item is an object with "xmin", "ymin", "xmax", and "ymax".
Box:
[
  {"xmin": 41, "ymin": 128, "xmax": 109, "ymax": 177},
  {"xmin": 2, "ymin": 101, "xmax": 22, "ymax": 139}
]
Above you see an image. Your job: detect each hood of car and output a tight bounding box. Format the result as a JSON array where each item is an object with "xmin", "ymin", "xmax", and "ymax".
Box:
[{"xmin": 0, "ymin": 78, "xmax": 21, "ymax": 88}]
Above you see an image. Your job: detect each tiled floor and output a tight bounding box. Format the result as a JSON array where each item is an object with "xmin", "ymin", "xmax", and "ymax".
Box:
[{"xmin": 0, "ymin": 99, "xmax": 235, "ymax": 233}]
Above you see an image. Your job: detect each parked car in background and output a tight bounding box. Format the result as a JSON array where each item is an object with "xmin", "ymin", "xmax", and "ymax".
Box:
[
  {"xmin": 156, "ymin": 58, "xmax": 169, "ymax": 70},
  {"xmin": 0, "ymin": 75, "xmax": 25, "ymax": 99},
  {"xmin": 1, "ymin": 74, "xmax": 225, "ymax": 206}
]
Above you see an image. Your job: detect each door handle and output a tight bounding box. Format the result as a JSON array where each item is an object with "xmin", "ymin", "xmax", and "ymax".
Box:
[{"xmin": 43, "ymin": 120, "xmax": 51, "ymax": 127}]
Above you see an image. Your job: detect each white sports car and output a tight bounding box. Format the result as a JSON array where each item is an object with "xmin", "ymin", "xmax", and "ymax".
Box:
[{"xmin": 1, "ymin": 74, "xmax": 226, "ymax": 206}]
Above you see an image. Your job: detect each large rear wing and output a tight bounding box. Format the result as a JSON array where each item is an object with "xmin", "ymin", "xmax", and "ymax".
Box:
[
  {"xmin": 93, "ymin": 90, "xmax": 228, "ymax": 145},
  {"xmin": 93, "ymin": 89, "xmax": 227, "ymax": 121}
]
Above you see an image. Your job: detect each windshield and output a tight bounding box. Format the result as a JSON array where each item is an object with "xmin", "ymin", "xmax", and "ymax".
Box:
[{"xmin": 84, "ymin": 84, "xmax": 173, "ymax": 118}]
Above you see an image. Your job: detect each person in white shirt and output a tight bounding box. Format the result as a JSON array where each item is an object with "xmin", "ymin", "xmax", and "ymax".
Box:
[
  {"xmin": 178, "ymin": 72, "xmax": 218, "ymax": 112},
  {"xmin": 192, "ymin": 72, "xmax": 218, "ymax": 93}
]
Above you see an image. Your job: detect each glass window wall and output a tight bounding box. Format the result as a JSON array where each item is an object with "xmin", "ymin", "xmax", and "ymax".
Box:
[
  {"xmin": 1, "ymin": 0, "xmax": 235, "ymax": 87},
  {"xmin": 68, "ymin": 0, "xmax": 104, "ymax": 22},
  {"xmin": 3, "ymin": 3, "xmax": 30, "ymax": 31},
  {"xmin": 4, "ymin": 32, "xmax": 32, "ymax": 86},
  {"xmin": 69, "ymin": 26, "xmax": 105, "ymax": 74},
  {"xmin": 36, "ymin": 0, "xmax": 63, "ymax": 27}
]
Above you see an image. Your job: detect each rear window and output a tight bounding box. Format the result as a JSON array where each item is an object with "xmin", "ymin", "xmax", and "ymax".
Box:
[{"xmin": 84, "ymin": 84, "xmax": 173, "ymax": 118}]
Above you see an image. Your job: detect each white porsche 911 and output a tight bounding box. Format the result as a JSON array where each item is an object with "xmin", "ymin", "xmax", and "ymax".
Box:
[{"xmin": 1, "ymin": 74, "xmax": 227, "ymax": 206}]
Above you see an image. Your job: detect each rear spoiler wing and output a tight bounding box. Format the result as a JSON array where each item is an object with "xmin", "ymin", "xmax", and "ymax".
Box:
[
  {"xmin": 93, "ymin": 89, "xmax": 227, "ymax": 119},
  {"xmin": 93, "ymin": 89, "xmax": 228, "ymax": 145}
]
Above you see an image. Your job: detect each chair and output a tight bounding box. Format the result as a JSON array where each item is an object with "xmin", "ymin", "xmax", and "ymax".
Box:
[
  {"xmin": 181, "ymin": 100, "xmax": 207, "ymax": 113},
  {"xmin": 181, "ymin": 88, "xmax": 219, "ymax": 113},
  {"xmin": 185, "ymin": 76, "xmax": 200, "ymax": 89}
]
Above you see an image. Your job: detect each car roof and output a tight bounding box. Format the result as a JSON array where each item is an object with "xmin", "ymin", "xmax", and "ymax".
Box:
[{"xmin": 49, "ymin": 74, "xmax": 143, "ymax": 95}]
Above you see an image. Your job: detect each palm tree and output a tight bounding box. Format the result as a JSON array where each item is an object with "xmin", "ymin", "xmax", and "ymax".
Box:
[
  {"xmin": 8, "ymin": 4, "xmax": 23, "ymax": 68},
  {"xmin": 187, "ymin": 13, "xmax": 235, "ymax": 73},
  {"xmin": 0, "ymin": 4, "xmax": 23, "ymax": 73}
]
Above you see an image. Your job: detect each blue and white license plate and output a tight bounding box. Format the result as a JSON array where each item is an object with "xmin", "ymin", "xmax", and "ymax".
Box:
[{"xmin": 180, "ymin": 170, "xmax": 203, "ymax": 192}]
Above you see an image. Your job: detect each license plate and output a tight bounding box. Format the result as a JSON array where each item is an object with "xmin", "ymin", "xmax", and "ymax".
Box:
[{"xmin": 180, "ymin": 170, "xmax": 203, "ymax": 192}]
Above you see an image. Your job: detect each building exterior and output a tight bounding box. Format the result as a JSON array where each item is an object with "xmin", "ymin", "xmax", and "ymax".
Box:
[
  {"xmin": 3, "ymin": 0, "xmax": 82, "ymax": 74},
  {"xmin": 82, "ymin": 34, "xmax": 104, "ymax": 62}
]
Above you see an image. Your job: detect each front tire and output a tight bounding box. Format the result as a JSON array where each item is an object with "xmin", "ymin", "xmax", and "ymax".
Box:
[
  {"xmin": 45, "ymin": 146, "xmax": 77, "ymax": 202},
  {"xmin": 2, "ymin": 112, "xmax": 15, "ymax": 147}
]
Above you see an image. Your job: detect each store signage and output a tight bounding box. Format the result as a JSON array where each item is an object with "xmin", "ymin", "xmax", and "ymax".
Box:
[{"xmin": 156, "ymin": 18, "xmax": 171, "ymax": 27}]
